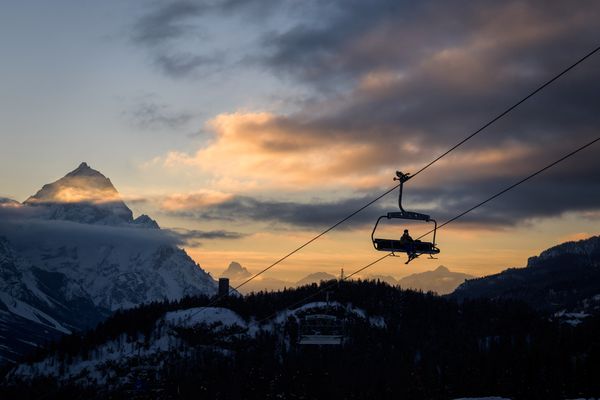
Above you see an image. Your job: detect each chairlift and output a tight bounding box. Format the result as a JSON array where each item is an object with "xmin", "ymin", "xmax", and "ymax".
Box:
[
  {"xmin": 371, "ymin": 171, "xmax": 440, "ymax": 263},
  {"xmin": 298, "ymin": 314, "xmax": 346, "ymax": 345}
]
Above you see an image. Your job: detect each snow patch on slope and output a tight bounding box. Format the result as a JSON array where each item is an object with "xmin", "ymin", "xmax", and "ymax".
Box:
[
  {"xmin": 165, "ymin": 307, "xmax": 247, "ymax": 328},
  {"xmin": 271, "ymin": 301, "xmax": 386, "ymax": 328},
  {"xmin": 10, "ymin": 306, "xmax": 249, "ymax": 386},
  {"xmin": 0, "ymin": 292, "xmax": 71, "ymax": 334}
]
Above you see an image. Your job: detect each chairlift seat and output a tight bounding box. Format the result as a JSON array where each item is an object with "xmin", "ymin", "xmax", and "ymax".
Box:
[
  {"xmin": 373, "ymin": 238, "xmax": 440, "ymax": 254},
  {"xmin": 298, "ymin": 335, "xmax": 344, "ymax": 345}
]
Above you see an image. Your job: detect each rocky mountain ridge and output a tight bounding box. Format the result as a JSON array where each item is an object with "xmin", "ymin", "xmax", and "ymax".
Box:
[{"xmin": 452, "ymin": 235, "xmax": 600, "ymax": 314}]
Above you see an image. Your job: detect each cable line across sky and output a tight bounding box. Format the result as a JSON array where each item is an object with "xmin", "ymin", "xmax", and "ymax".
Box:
[
  {"xmin": 195, "ymin": 43, "xmax": 600, "ymax": 312},
  {"xmin": 262, "ymin": 135, "xmax": 600, "ymax": 321}
]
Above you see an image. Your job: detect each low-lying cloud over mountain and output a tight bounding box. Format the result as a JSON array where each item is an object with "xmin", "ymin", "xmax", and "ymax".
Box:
[
  {"xmin": 167, "ymin": 194, "xmax": 388, "ymax": 229},
  {"xmin": 0, "ymin": 163, "xmax": 217, "ymax": 364}
]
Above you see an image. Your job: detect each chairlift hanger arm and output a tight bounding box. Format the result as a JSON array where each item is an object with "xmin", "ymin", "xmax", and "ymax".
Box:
[
  {"xmin": 393, "ymin": 171, "xmax": 411, "ymax": 212},
  {"xmin": 371, "ymin": 215, "xmax": 386, "ymax": 244}
]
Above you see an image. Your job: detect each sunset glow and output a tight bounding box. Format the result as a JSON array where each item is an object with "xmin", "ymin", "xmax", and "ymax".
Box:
[{"xmin": 2, "ymin": 0, "xmax": 599, "ymax": 288}]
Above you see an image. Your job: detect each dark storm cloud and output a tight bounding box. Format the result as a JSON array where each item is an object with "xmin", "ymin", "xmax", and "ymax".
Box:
[
  {"xmin": 250, "ymin": 0, "xmax": 600, "ymax": 227},
  {"xmin": 248, "ymin": 0, "xmax": 600, "ymax": 152},
  {"xmin": 155, "ymin": 52, "xmax": 222, "ymax": 78},
  {"xmin": 131, "ymin": 0, "xmax": 277, "ymax": 78},
  {"xmin": 260, "ymin": 0, "xmax": 428, "ymax": 85},
  {"xmin": 260, "ymin": 1, "xmax": 598, "ymax": 86},
  {"xmin": 168, "ymin": 195, "xmax": 390, "ymax": 229},
  {"xmin": 135, "ymin": 0, "xmax": 600, "ymax": 226},
  {"xmin": 126, "ymin": 98, "xmax": 193, "ymax": 129},
  {"xmin": 132, "ymin": 1, "xmax": 206, "ymax": 46},
  {"xmin": 166, "ymin": 152, "xmax": 600, "ymax": 230},
  {"xmin": 408, "ymin": 168, "xmax": 600, "ymax": 228},
  {"xmin": 132, "ymin": 0, "xmax": 279, "ymax": 45},
  {"xmin": 166, "ymin": 227, "xmax": 247, "ymax": 244},
  {"xmin": 254, "ymin": 0, "xmax": 600, "ymax": 149},
  {"xmin": 132, "ymin": 1, "xmax": 215, "ymax": 78}
]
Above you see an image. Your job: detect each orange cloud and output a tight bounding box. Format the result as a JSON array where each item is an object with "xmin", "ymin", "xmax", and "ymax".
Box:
[
  {"xmin": 162, "ymin": 112, "xmax": 392, "ymax": 191},
  {"xmin": 156, "ymin": 106, "xmax": 542, "ymax": 197}
]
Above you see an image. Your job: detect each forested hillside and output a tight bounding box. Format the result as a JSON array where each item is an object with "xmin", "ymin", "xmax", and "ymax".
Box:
[{"xmin": 3, "ymin": 280, "xmax": 599, "ymax": 399}]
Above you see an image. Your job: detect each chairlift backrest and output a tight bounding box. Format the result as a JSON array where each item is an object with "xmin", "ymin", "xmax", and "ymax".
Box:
[{"xmin": 387, "ymin": 211, "xmax": 431, "ymax": 222}]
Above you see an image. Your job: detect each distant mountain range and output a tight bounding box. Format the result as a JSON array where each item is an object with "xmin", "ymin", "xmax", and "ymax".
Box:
[
  {"xmin": 295, "ymin": 272, "xmax": 337, "ymax": 286},
  {"xmin": 222, "ymin": 234, "xmax": 600, "ymax": 312},
  {"xmin": 397, "ymin": 266, "xmax": 474, "ymax": 295},
  {"xmin": 219, "ymin": 263, "xmax": 339, "ymax": 293},
  {"xmin": 219, "ymin": 261, "xmax": 471, "ymax": 295},
  {"xmin": 0, "ymin": 163, "xmax": 216, "ymax": 363},
  {"xmin": 220, "ymin": 261, "xmax": 252, "ymax": 281},
  {"xmin": 451, "ymin": 236, "xmax": 600, "ymax": 314}
]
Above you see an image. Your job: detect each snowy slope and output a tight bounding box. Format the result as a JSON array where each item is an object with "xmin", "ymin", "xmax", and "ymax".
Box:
[
  {"xmin": 7, "ymin": 302, "xmax": 386, "ymax": 388},
  {"xmin": 8, "ymin": 307, "xmax": 251, "ymax": 387},
  {"xmin": 0, "ymin": 163, "xmax": 217, "ymax": 364}
]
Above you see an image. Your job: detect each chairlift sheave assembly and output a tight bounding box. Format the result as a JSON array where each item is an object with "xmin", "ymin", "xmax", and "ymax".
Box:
[
  {"xmin": 297, "ymin": 291, "xmax": 347, "ymax": 346},
  {"xmin": 371, "ymin": 171, "xmax": 440, "ymax": 263},
  {"xmin": 298, "ymin": 314, "xmax": 346, "ymax": 345}
]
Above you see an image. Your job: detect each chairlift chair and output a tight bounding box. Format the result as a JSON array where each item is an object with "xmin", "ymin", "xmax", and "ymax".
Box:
[{"xmin": 371, "ymin": 171, "xmax": 440, "ymax": 263}]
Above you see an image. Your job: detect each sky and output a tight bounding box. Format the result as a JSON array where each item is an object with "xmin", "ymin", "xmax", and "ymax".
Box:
[{"xmin": 1, "ymin": 0, "xmax": 599, "ymax": 283}]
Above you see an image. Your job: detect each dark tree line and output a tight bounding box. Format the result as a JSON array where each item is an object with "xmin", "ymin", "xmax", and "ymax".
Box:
[{"xmin": 3, "ymin": 280, "xmax": 600, "ymax": 399}]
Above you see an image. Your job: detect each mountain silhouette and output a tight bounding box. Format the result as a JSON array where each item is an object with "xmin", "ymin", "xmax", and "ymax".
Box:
[
  {"xmin": 398, "ymin": 266, "xmax": 474, "ymax": 294},
  {"xmin": 452, "ymin": 236, "xmax": 600, "ymax": 312}
]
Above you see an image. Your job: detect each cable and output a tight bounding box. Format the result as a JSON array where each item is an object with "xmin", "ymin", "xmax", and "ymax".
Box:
[
  {"xmin": 191, "ymin": 185, "xmax": 398, "ymax": 314},
  {"xmin": 256, "ymin": 253, "xmax": 392, "ymax": 324},
  {"xmin": 230, "ymin": 185, "xmax": 398, "ymax": 292},
  {"xmin": 196, "ymin": 44, "xmax": 600, "ymax": 312},
  {"xmin": 417, "ymin": 135, "xmax": 600, "ymax": 239},
  {"xmin": 230, "ymin": 44, "xmax": 600, "ymax": 294},
  {"xmin": 264, "ymin": 135, "xmax": 600, "ymax": 321}
]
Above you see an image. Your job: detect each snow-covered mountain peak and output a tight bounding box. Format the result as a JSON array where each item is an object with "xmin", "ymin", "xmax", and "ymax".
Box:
[
  {"xmin": 65, "ymin": 162, "xmax": 102, "ymax": 178},
  {"xmin": 22, "ymin": 163, "xmax": 139, "ymax": 226},
  {"xmin": 132, "ymin": 214, "xmax": 160, "ymax": 229},
  {"xmin": 220, "ymin": 261, "xmax": 252, "ymax": 280},
  {"xmin": 25, "ymin": 162, "xmax": 120, "ymax": 205}
]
